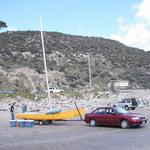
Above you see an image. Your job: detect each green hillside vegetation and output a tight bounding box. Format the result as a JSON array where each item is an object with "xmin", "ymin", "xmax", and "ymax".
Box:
[{"xmin": 0, "ymin": 31, "xmax": 150, "ymax": 100}]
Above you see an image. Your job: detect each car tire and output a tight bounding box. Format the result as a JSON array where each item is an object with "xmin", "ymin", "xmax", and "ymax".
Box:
[
  {"xmin": 90, "ymin": 119, "xmax": 96, "ymax": 127},
  {"xmin": 120, "ymin": 119, "xmax": 129, "ymax": 129},
  {"xmin": 125, "ymin": 105, "xmax": 129, "ymax": 110}
]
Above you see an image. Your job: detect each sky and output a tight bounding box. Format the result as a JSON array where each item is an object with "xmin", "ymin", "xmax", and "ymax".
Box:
[{"xmin": 0, "ymin": 0, "xmax": 150, "ymax": 51}]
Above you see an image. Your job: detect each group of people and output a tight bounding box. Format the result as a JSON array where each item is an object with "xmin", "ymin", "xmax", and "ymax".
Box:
[{"xmin": 9, "ymin": 102, "xmax": 27, "ymax": 120}]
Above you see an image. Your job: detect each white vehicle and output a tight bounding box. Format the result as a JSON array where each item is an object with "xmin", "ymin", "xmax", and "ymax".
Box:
[
  {"xmin": 48, "ymin": 88, "xmax": 64, "ymax": 93},
  {"xmin": 117, "ymin": 98, "xmax": 138, "ymax": 110}
]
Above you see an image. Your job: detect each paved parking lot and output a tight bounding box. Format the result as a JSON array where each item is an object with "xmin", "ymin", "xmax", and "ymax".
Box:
[{"xmin": 0, "ymin": 107, "xmax": 150, "ymax": 150}]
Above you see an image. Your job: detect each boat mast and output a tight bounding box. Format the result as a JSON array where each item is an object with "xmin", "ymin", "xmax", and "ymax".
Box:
[{"xmin": 39, "ymin": 15, "xmax": 52, "ymax": 109}]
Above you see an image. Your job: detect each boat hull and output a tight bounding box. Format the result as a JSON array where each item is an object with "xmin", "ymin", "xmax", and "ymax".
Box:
[{"xmin": 15, "ymin": 108, "xmax": 85, "ymax": 121}]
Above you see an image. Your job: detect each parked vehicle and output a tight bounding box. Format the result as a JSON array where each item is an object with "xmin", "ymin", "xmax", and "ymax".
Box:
[
  {"xmin": 84, "ymin": 107, "xmax": 147, "ymax": 129},
  {"xmin": 117, "ymin": 98, "xmax": 138, "ymax": 110},
  {"xmin": 48, "ymin": 88, "xmax": 64, "ymax": 93}
]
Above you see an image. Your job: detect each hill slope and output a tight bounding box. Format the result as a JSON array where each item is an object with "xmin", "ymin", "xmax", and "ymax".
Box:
[{"xmin": 0, "ymin": 31, "xmax": 150, "ymax": 99}]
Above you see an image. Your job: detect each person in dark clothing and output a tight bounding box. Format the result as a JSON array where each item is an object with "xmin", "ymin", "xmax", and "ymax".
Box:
[
  {"xmin": 10, "ymin": 102, "xmax": 15, "ymax": 120},
  {"xmin": 21, "ymin": 104, "xmax": 27, "ymax": 113},
  {"xmin": 112, "ymin": 105, "xmax": 117, "ymax": 113}
]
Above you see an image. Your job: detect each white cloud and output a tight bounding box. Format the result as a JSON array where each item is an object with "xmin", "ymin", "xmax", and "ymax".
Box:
[
  {"xmin": 135, "ymin": 0, "xmax": 150, "ymax": 25},
  {"xmin": 110, "ymin": 0, "xmax": 150, "ymax": 51},
  {"xmin": 8, "ymin": 27, "xmax": 16, "ymax": 31}
]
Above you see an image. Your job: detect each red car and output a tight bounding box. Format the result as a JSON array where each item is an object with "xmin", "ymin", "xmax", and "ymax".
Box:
[{"xmin": 84, "ymin": 107, "xmax": 147, "ymax": 129}]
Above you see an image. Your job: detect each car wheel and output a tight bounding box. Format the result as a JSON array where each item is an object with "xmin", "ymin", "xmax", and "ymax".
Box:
[
  {"xmin": 90, "ymin": 119, "xmax": 96, "ymax": 127},
  {"xmin": 125, "ymin": 105, "xmax": 129, "ymax": 110},
  {"xmin": 120, "ymin": 119, "xmax": 129, "ymax": 129}
]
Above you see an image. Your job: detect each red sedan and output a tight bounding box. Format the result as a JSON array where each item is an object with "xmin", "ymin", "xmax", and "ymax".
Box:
[{"xmin": 84, "ymin": 107, "xmax": 147, "ymax": 129}]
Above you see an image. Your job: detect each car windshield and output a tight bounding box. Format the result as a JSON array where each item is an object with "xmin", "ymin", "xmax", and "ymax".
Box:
[{"xmin": 116, "ymin": 107, "xmax": 128, "ymax": 114}]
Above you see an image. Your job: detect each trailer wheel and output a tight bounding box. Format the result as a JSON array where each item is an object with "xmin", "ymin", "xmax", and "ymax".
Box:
[
  {"xmin": 39, "ymin": 120, "xmax": 44, "ymax": 125},
  {"xmin": 48, "ymin": 120, "xmax": 53, "ymax": 124}
]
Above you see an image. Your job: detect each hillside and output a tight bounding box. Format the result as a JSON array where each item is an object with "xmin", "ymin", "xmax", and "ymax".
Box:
[{"xmin": 0, "ymin": 31, "xmax": 150, "ymax": 100}]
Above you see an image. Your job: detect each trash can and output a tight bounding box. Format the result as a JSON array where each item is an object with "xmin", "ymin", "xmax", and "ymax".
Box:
[
  {"xmin": 18, "ymin": 120, "xmax": 25, "ymax": 127},
  {"xmin": 25, "ymin": 120, "xmax": 33, "ymax": 128},
  {"xmin": 10, "ymin": 120, "xmax": 17, "ymax": 127}
]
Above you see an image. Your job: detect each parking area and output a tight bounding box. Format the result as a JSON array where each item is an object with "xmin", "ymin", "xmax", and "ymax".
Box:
[{"xmin": 0, "ymin": 107, "xmax": 150, "ymax": 150}]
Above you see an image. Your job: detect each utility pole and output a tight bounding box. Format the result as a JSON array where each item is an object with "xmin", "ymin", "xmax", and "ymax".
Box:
[{"xmin": 88, "ymin": 54, "xmax": 92, "ymax": 89}]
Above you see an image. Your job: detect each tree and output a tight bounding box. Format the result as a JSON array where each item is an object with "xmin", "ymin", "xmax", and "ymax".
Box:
[{"xmin": 0, "ymin": 20, "xmax": 7, "ymax": 29}]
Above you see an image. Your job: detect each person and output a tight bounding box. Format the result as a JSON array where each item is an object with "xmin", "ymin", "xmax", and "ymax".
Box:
[
  {"xmin": 10, "ymin": 102, "xmax": 15, "ymax": 120},
  {"xmin": 112, "ymin": 105, "xmax": 117, "ymax": 113},
  {"xmin": 21, "ymin": 103, "xmax": 27, "ymax": 113}
]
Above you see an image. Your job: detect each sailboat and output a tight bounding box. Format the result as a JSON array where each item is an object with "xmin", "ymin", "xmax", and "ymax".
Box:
[{"xmin": 15, "ymin": 16, "xmax": 85, "ymax": 124}]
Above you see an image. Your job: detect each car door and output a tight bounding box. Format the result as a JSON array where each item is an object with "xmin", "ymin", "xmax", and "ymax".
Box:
[
  {"xmin": 104, "ymin": 108, "xmax": 120, "ymax": 126},
  {"xmin": 93, "ymin": 108, "xmax": 107, "ymax": 125},
  {"xmin": 117, "ymin": 100, "xmax": 125, "ymax": 108}
]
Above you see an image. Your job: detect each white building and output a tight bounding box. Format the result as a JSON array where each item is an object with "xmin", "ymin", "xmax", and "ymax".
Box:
[{"xmin": 108, "ymin": 80, "xmax": 129, "ymax": 93}]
